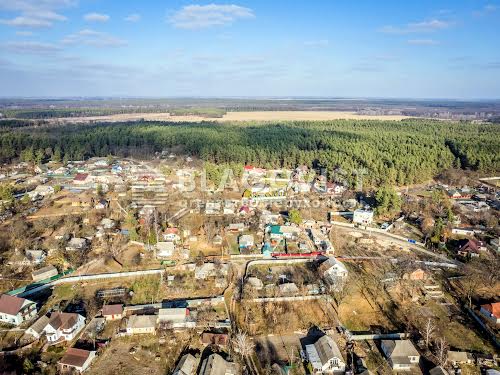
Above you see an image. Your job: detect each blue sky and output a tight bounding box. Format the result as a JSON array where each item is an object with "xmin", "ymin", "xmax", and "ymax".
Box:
[{"xmin": 0, "ymin": 0, "xmax": 499, "ymax": 98}]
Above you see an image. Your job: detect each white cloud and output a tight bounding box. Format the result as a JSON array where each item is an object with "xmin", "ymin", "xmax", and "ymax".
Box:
[
  {"xmin": 0, "ymin": 0, "xmax": 73, "ymax": 28},
  {"xmin": 407, "ymin": 39, "xmax": 440, "ymax": 45},
  {"xmin": 379, "ymin": 19, "xmax": 451, "ymax": 34},
  {"xmin": 304, "ymin": 39, "xmax": 329, "ymax": 47},
  {"xmin": 124, "ymin": 13, "xmax": 141, "ymax": 22},
  {"xmin": 473, "ymin": 4, "xmax": 498, "ymax": 16},
  {"xmin": 4, "ymin": 40, "xmax": 61, "ymax": 54},
  {"xmin": 169, "ymin": 4, "xmax": 254, "ymax": 29},
  {"xmin": 84, "ymin": 12, "xmax": 110, "ymax": 22},
  {"xmin": 62, "ymin": 29, "xmax": 127, "ymax": 47}
]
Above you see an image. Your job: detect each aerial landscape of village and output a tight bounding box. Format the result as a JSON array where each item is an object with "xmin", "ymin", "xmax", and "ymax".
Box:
[{"xmin": 0, "ymin": 1, "xmax": 499, "ymax": 375}]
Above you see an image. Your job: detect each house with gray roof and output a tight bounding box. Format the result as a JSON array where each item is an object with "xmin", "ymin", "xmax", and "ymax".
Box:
[
  {"xmin": 305, "ymin": 335, "xmax": 345, "ymax": 374},
  {"xmin": 380, "ymin": 340, "xmax": 420, "ymax": 371},
  {"xmin": 199, "ymin": 353, "xmax": 239, "ymax": 375},
  {"xmin": 173, "ymin": 353, "xmax": 199, "ymax": 375}
]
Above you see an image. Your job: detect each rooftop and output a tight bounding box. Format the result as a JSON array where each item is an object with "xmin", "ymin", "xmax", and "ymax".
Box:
[{"xmin": 59, "ymin": 347, "xmax": 94, "ymax": 368}]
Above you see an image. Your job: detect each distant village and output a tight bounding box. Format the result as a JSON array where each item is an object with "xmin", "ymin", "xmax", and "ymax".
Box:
[{"xmin": 0, "ymin": 153, "xmax": 498, "ymax": 375}]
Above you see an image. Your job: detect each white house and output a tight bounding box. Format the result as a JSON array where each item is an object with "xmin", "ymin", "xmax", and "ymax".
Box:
[
  {"xmin": 239, "ymin": 234, "xmax": 254, "ymax": 249},
  {"xmin": 25, "ymin": 249, "xmax": 46, "ymax": 265},
  {"xmin": 353, "ymin": 209, "xmax": 374, "ymax": 225},
  {"xmin": 321, "ymin": 258, "xmax": 349, "ymax": 291},
  {"xmin": 59, "ymin": 348, "xmax": 96, "ymax": 373},
  {"xmin": 25, "ymin": 315, "xmax": 50, "ymax": 339},
  {"xmin": 310, "ymin": 229, "xmax": 326, "ymax": 246},
  {"xmin": 0, "ymin": 294, "xmax": 37, "ymax": 326},
  {"xmin": 158, "ymin": 308, "xmax": 192, "ymax": 328},
  {"xmin": 305, "ymin": 335, "xmax": 346, "ymax": 374},
  {"xmin": 126, "ymin": 315, "xmax": 157, "ymax": 335},
  {"xmin": 381, "ymin": 340, "xmax": 420, "ymax": 371},
  {"xmin": 156, "ymin": 241, "xmax": 175, "ymax": 258},
  {"xmin": 66, "ymin": 237, "xmax": 88, "ymax": 252},
  {"xmin": 44, "ymin": 312, "xmax": 85, "ymax": 344}
]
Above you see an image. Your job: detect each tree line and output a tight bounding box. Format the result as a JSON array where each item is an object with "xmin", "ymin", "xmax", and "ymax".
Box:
[{"xmin": 0, "ymin": 118, "xmax": 498, "ymax": 187}]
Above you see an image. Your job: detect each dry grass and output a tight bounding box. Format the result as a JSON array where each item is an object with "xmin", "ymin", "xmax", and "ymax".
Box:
[
  {"xmin": 87, "ymin": 333, "xmax": 191, "ymax": 375},
  {"xmin": 50, "ymin": 110, "xmax": 410, "ymax": 124},
  {"xmin": 338, "ymin": 289, "xmax": 395, "ymax": 332}
]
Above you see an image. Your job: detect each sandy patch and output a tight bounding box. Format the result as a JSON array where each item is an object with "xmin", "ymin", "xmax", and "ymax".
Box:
[{"xmin": 47, "ymin": 110, "xmax": 410, "ymax": 124}]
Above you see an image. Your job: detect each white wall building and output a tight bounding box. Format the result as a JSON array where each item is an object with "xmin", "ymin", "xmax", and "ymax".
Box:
[{"xmin": 0, "ymin": 294, "xmax": 37, "ymax": 326}]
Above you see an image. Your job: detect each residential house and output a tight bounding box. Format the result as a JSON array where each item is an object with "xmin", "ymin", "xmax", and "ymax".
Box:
[
  {"xmin": 25, "ymin": 249, "xmax": 46, "ymax": 265},
  {"xmin": 269, "ymin": 225, "xmax": 300, "ymax": 241},
  {"xmin": 44, "ymin": 312, "xmax": 85, "ymax": 343},
  {"xmin": 353, "ymin": 209, "xmax": 374, "ymax": 225},
  {"xmin": 102, "ymin": 304, "xmax": 124, "ymax": 321},
  {"xmin": 447, "ymin": 188, "xmax": 472, "ymax": 199},
  {"xmin": 452, "ymin": 227, "xmax": 478, "ymax": 236},
  {"xmin": 457, "ymin": 239, "xmax": 487, "ymax": 258},
  {"xmin": 305, "ymin": 335, "xmax": 346, "ymax": 374},
  {"xmin": 59, "ymin": 347, "xmax": 96, "ymax": 373},
  {"xmin": 260, "ymin": 211, "xmax": 281, "ymax": 226},
  {"xmin": 173, "ymin": 353, "xmax": 199, "ymax": 375},
  {"xmin": 205, "ymin": 201, "xmax": 222, "ymax": 215},
  {"xmin": 0, "ymin": 294, "xmax": 37, "ymax": 326},
  {"xmin": 73, "ymin": 173, "xmax": 90, "ymax": 185},
  {"xmin": 447, "ymin": 351, "xmax": 474, "ymax": 366},
  {"xmin": 479, "ymin": 302, "xmax": 500, "ymax": 325},
  {"xmin": 126, "ymin": 315, "xmax": 157, "ymax": 335},
  {"xmin": 156, "ymin": 242, "xmax": 176, "ymax": 258},
  {"xmin": 310, "ymin": 229, "xmax": 326, "ymax": 246},
  {"xmin": 489, "ymin": 238, "xmax": 500, "ymax": 254},
  {"xmin": 380, "ymin": 340, "xmax": 420, "ymax": 371},
  {"xmin": 320, "ymin": 258, "xmax": 348, "ymax": 291},
  {"xmin": 223, "ymin": 200, "xmax": 238, "ymax": 215},
  {"xmin": 66, "ymin": 237, "xmax": 88, "ymax": 252},
  {"xmin": 25, "ymin": 315, "xmax": 50, "ymax": 339},
  {"xmin": 227, "ymin": 223, "xmax": 246, "ymax": 233},
  {"xmin": 32, "ymin": 265, "xmax": 58, "ymax": 282},
  {"xmin": 199, "ymin": 353, "xmax": 239, "ymax": 375},
  {"xmin": 238, "ymin": 234, "xmax": 254, "ymax": 249},
  {"xmin": 158, "ymin": 308, "xmax": 190, "ymax": 328},
  {"xmin": 194, "ymin": 263, "xmax": 229, "ymax": 280},
  {"xmin": 164, "ymin": 228, "xmax": 181, "ymax": 242}
]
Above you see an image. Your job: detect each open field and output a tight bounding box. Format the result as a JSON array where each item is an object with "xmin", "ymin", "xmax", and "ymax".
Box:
[
  {"xmin": 43, "ymin": 110, "xmax": 411, "ymax": 123},
  {"xmin": 86, "ymin": 333, "xmax": 192, "ymax": 375}
]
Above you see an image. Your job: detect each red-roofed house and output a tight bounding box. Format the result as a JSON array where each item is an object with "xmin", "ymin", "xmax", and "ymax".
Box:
[
  {"xmin": 73, "ymin": 173, "xmax": 90, "ymax": 185},
  {"xmin": 480, "ymin": 302, "xmax": 500, "ymax": 325},
  {"xmin": 102, "ymin": 304, "xmax": 124, "ymax": 321},
  {"xmin": 0, "ymin": 294, "xmax": 37, "ymax": 326},
  {"xmin": 59, "ymin": 347, "xmax": 96, "ymax": 373},
  {"xmin": 457, "ymin": 239, "xmax": 486, "ymax": 258}
]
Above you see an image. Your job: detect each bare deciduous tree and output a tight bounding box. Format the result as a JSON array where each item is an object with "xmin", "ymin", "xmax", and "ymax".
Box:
[
  {"xmin": 423, "ymin": 318, "xmax": 436, "ymax": 348},
  {"xmin": 434, "ymin": 337, "xmax": 448, "ymax": 367}
]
